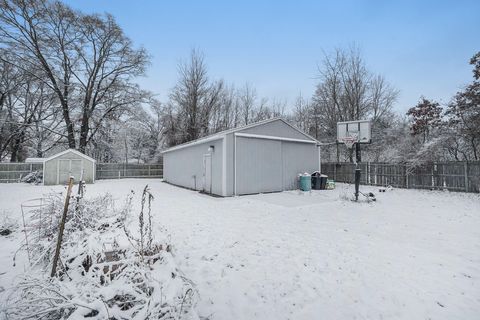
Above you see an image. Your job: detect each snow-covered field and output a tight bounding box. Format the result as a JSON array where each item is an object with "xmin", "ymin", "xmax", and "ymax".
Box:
[{"xmin": 1, "ymin": 179, "xmax": 479, "ymax": 319}]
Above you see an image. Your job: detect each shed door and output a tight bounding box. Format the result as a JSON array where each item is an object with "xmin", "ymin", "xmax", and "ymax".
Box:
[
  {"xmin": 235, "ymin": 137, "xmax": 282, "ymax": 195},
  {"xmin": 57, "ymin": 159, "xmax": 83, "ymax": 184},
  {"xmin": 70, "ymin": 160, "xmax": 83, "ymax": 181}
]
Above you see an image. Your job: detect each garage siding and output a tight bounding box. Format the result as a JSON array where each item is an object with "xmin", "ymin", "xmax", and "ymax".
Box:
[
  {"xmin": 163, "ymin": 138, "xmax": 224, "ymax": 195},
  {"xmin": 281, "ymin": 141, "xmax": 319, "ymax": 190}
]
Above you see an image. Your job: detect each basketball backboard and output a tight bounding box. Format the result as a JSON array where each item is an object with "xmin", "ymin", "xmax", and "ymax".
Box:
[{"xmin": 337, "ymin": 120, "xmax": 372, "ymax": 145}]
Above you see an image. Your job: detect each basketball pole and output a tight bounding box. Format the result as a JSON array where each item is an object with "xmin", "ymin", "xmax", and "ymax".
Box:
[{"xmin": 354, "ymin": 143, "xmax": 361, "ymax": 201}]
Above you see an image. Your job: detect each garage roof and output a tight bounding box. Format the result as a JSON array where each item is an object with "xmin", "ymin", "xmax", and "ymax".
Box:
[{"xmin": 162, "ymin": 117, "xmax": 318, "ymax": 154}]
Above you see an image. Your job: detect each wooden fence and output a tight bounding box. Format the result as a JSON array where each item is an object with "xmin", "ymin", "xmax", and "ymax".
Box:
[
  {"xmin": 321, "ymin": 161, "xmax": 480, "ymax": 193},
  {"xmin": 0, "ymin": 162, "xmax": 163, "ymax": 183},
  {"xmin": 0, "ymin": 163, "xmax": 44, "ymax": 183},
  {"xmin": 95, "ymin": 163, "xmax": 163, "ymax": 180}
]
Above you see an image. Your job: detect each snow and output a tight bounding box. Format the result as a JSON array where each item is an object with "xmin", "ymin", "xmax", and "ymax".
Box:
[{"xmin": 1, "ymin": 179, "xmax": 480, "ymax": 319}]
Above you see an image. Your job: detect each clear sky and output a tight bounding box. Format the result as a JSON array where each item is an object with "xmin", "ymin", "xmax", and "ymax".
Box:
[{"xmin": 64, "ymin": 0, "xmax": 479, "ymax": 113}]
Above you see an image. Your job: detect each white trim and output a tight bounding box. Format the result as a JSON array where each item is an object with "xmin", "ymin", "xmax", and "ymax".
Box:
[
  {"xmin": 317, "ymin": 145, "xmax": 321, "ymax": 173},
  {"xmin": 336, "ymin": 119, "xmax": 372, "ymax": 125},
  {"xmin": 56, "ymin": 159, "xmax": 60, "ymax": 185},
  {"xmin": 222, "ymin": 136, "xmax": 227, "ymax": 196},
  {"xmin": 161, "ymin": 135, "xmax": 224, "ymax": 154},
  {"xmin": 44, "ymin": 149, "xmax": 96, "ymax": 163},
  {"xmin": 234, "ymin": 133, "xmax": 317, "ymax": 144},
  {"xmin": 234, "ymin": 134, "xmax": 237, "ymax": 196},
  {"xmin": 92, "ymin": 158, "xmax": 96, "ymax": 183}
]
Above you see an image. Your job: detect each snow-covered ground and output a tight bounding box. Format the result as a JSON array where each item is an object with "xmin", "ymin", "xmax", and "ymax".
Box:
[{"xmin": 1, "ymin": 179, "xmax": 479, "ymax": 319}]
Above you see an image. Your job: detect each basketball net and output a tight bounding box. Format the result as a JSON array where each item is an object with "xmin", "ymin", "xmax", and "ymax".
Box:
[{"xmin": 341, "ymin": 133, "xmax": 359, "ymax": 149}]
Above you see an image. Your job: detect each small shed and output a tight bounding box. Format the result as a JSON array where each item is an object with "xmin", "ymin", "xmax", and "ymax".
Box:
[
  {"xmin": 26, "ymin": 149, "xmax": 96, "ymax": 185},
  {"xmin": 162, "ymin": 118, "xmax": 320, "ymax": 196}
]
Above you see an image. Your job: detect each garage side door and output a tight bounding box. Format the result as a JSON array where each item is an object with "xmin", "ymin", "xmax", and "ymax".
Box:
[{"xmin": 236, "ymin": 137, "xmax": 282, "ymax": 195}]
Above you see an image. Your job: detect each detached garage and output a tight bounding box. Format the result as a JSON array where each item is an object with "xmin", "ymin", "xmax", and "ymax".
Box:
[
  {"xmin": 162, "ymin": 118, "xmax": 320, "ymax": 196},
  {"xmin": 27, "ymin": 149, "xmax": 96, "ymax": 185}
]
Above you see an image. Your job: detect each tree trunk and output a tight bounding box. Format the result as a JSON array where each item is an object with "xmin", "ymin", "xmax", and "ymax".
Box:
[
  {"xmin": 10, "ymin": 131, "xmax": 26, "ymax": 162},
  {"xmin": 78, "ymin": 111, "xmax": 89, "ymax": 153},
  {"xmin": 60, "ymin": 102, "xmax": 76, "ymax": 149}
]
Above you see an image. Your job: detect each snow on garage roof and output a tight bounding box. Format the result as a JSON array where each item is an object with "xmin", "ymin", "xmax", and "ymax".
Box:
[{"xmin": 161, "ymin": 117, "xmax": 318, "ymax": 154}]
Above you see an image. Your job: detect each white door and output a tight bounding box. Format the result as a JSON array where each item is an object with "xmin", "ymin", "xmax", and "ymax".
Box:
[
  {"xmin": 70, "ymin": 160, "xmax": 83, "ymax": 181},
  {"xmin": 57, "ymin": 159, "xmax": 83, "ymax": 184},
  {"xmin": 58, "ymin": 160, "xmax": 70, "ymax": 184},
  {"xmin": 235, "ymin": 137, "xmax": 283, "ymax": 195},
  {"xmin": 203, "ymin": 154, "xmax": 212, "ymax": 194}
]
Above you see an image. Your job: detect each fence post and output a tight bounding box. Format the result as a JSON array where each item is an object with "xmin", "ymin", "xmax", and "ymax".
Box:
[
  {"xmin": 333, "ymin": 164, "xmax": 337, "ymax": 181},
  {"xmin": 464, "ymin": 162, "xmax": 469, "ymax": 192},
  {"xmin": 431, "ymin": 163, "xmax": 435, "ymax": 189},
  {"xmin": 148, "ymin": 165, "xmax": 151, "ymax": 177},
  {"xmin": 405, "ymin": 165, "xmax": 409, "ymax": 189}
]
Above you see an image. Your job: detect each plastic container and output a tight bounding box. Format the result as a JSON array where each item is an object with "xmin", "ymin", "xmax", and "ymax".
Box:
[
  {"xmin": 311, "ymin": 171, "xmax": 322, "ymax": 190},
  {"xmin": 299, "ymin": 174, "xmax": 312, "ymax": 191},
  {"xmin": 319, "ymin": 174, "xmax": 328, "ymax": 190},
  {"xmin": 311, "ymin": 172, "xmax": 328, "ymax": 190}
]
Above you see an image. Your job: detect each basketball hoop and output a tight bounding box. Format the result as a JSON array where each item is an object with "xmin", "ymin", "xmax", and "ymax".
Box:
[
  {"xmin": 336, "ymin": 120, "xmax": 372, "ymax": 201},
  {"xmin": 341, "ymin": 133, "xmax": 358, "ymax": 149}
]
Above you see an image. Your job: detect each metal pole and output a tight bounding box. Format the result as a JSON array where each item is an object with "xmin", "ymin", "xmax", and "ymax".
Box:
[
  {"xmin": 355, "ymin": 164, "xmax": 360, "ymax": 201},
  {"xmin": 353, "ymin": 142, "xmax": 361, "ymax": 201}
]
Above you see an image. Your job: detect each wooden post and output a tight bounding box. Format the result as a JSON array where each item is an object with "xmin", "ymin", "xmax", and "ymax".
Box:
[
  {"xmin": 366, "ymin": 161, "xmax": 370, "ymax": 185},
  {"xmin": 464, "ymin": 162, "xmax": 469, "ymax": 192},
  {"xmin": 51, "ymin": 177, "xmax": 74, "ymax": 277}
]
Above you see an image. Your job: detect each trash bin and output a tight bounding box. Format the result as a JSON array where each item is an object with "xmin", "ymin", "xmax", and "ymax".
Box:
[
  {"xmin": 311, "ymin": 171, "xmax": 322, "ymax": 190},
  {"xmin": 299, "ymin": 173, "xmax": 311, "ymax": 191},
  {"xmin": 320, "ymin": 174, "xmax": 328, "ymax": 190}
]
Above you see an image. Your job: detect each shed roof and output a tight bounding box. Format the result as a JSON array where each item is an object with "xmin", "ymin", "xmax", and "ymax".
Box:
[
  {"xmin": 27, "ymin": 149, "xmax": 96, "ymax": 163},
  {"xmin": 25, "ymin": 157, "xmax": 45, "ymax": 163},
  {"xmin": 161, "ymin": 117, "xmax": 319, "ymax": 154}
]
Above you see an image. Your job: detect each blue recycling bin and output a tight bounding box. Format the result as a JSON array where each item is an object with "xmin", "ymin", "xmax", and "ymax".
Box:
[{"xmin": 299, "ymin": 175, "xmax": 311, "ymax": 191}]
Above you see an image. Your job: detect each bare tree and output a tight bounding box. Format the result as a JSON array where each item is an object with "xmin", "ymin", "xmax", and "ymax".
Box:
[
  {"xmin": 238, "ymin": 83, "xmax": 256, "ymax": 125},
  {"xmin": 304, "ymin": 46, "xmax": 399, "ymax": 162},
  {"xmin": 0, "ymin": 0, "xmax": 149, "ymax": 153}
]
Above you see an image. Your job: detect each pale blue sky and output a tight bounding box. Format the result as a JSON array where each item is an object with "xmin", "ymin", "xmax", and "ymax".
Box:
[{"xmin": 65, "ymin": 0, "xmax": 479, "ymax": 113}]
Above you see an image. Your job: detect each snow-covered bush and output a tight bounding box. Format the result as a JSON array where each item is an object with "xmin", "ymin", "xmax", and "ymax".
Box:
[
  {"xmin": 3, "ymin": 186, "xmax": 197, "ymax": 320},
  {"xmin": 0, "ymin": 210, "xmax": 18, "ymax": 236}
]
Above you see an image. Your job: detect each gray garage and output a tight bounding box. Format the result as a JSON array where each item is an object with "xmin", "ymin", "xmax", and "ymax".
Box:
[
  {"xmin": 26, "ymin": 149, "xmax": 96, "ymax": 185},
  {"xmin": 162, "ymin": 118, "xmax": 320, "ymax": 196}
]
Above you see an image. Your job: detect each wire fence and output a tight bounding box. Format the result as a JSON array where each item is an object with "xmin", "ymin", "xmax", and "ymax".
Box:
[{"xmin": 321, "ymin": 161, "xmax": 480, "ymax": 193}]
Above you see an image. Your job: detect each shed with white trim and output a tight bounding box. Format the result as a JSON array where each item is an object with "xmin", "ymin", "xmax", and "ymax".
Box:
[
  {"xmin": 26, "ymin": 149, "xmax": 96, "ymax": 185},
  {"xmin": 161, "ymin": 118, "xmax": 320, "ymax": 196}
]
